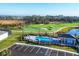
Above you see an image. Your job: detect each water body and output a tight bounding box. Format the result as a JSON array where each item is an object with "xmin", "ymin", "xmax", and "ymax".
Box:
[
  {"xmin": 36, "ymin": 36, "xmax": 60, "ymax": 43},
  {"xmin": 67, "ymin": 29, "xmax": 79, "ymax": 36}
]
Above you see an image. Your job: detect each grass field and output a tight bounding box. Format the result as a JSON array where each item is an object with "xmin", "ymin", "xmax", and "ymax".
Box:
[{"xmin": 23, "ymin": 23, "xmax": 79, "ymax": 33}]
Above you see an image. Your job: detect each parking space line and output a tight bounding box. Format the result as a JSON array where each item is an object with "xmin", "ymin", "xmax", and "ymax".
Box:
[
  {"xmin": 72, "ymin": 54, "xmax": 74, "ymax": 56},
  {"xmin": 29, "ymin": 47, "xmax": 35, "ymax": 53},
  {"xmin": 48, "ymin": 50, "xmax": 52, "ymax": 56},
  {"xmin": 12, "ymin": 45, "xmax": 18, "ymax": 50},
  {"xmin": 64, "ymin": 52, "xmax": 66, "ymax": 56},
  {"xmin": 18, "ymin": 45, "xmax": 24, "ymax": 51},
  {"xmin": 23, "ymin": 46, "xmax": 29, "ymax": 52},
  {"xmin": 44, "ymin": 49, "xmax": 49, "ymax": 56},
  {"xmin": 36, "ymin": 47, "xmax": 41, "ymax": 54},
  {"xmin": 40, "ymin": 50, "xmax": 44, "ymax": 53},
  {"xmin": 57, "ymin": 51, "xmax": 59, "ymax": 56}
]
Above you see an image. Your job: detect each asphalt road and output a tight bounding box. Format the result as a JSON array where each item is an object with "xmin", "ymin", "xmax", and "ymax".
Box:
[{"xmin": 9, "ymin": 44, "xmax": 79, "ymax": 56}]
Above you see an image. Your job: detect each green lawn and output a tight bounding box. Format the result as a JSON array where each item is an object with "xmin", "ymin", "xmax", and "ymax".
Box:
[{"xmin": 23, "ymin": 23, "xmax": 79, "ymax": 33}]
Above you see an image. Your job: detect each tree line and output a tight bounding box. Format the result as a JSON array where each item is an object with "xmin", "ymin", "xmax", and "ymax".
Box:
[{"xmin": 0, "ymin": 15, "xmax": 79, "ymax": 24}]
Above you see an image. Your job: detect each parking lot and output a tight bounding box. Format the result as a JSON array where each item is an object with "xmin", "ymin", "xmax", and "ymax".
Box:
[{"xmin": 9, "ymin": 44, "xmax": 79, "ymax": 56}]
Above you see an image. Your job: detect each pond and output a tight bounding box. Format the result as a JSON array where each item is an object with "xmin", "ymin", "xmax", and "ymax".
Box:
[{"xmin": 67, "ymin": 29, "xmax": 79, "ymax": 36}]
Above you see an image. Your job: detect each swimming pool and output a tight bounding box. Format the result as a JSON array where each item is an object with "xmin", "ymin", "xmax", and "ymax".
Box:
[
  {"xmin": 24, "ymin": 35, "xmax": 77, "ymax": 46},
  {"xmin": 36, "ymin": 36, "xmax": 52, "ymax": 43},
  {"xmin": 36, "ymin": 36, "xmax": 61, "ymax": 44}
]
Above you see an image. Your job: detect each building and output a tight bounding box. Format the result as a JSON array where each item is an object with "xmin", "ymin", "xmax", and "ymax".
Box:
[{"xmin": 0, "ymin": 31, "xmax": 9, "ymax": 41}]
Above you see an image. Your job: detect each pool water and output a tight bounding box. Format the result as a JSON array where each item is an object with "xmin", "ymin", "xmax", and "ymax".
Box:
[
  {"xmin": 36, "ymin": 36, "xmax": 52, "ymax": 43},
  {"xmin": 36, "ymin": 36, "xmax": 61, "ymax": 44},
  {"xmin": 67, "ymin": 29, "xmax": 79, "ymax": 36},
  {"xmin": 35, "ymin": 36, "xmax": 76, "ymax": 46}
]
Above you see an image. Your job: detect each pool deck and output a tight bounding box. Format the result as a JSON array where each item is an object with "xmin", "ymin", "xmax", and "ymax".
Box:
[
  {"xmin": 24, "ymin": 35, "xmax": 60, "ymax": 41},
  {"xmin": 24, "ymin": 36, "xmax": 37, "ymax": 41}
]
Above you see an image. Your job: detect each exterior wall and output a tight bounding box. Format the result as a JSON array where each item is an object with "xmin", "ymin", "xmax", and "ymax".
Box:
[{"xmin": 0, "ymin": 32, "xmax": 8, "ymax": 41}]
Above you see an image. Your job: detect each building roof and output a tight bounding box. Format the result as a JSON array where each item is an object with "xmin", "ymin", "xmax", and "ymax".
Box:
[
  {"xmin": 0, "ymin": 31, "xmax": 7, "ymax": 35},
  {"xmin": 58, "ymin": 34, "xmax": 75, "ymax": 38}
]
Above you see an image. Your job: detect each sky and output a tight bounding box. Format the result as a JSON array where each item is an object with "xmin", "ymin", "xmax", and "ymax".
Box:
[{"xmin": 0, "ymin": 3, "xmax": 79, "ymax": 16}]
